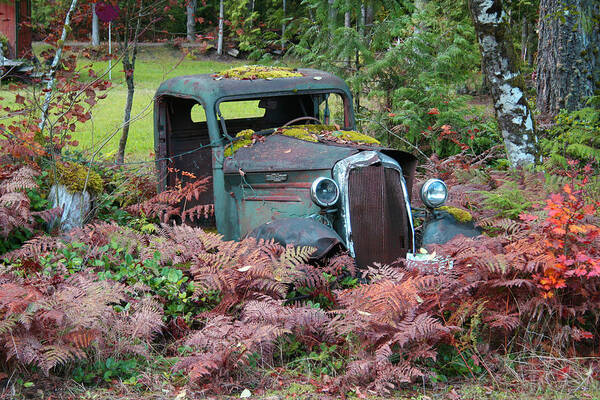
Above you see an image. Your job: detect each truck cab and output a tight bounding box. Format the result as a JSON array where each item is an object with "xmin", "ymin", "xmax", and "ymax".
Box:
[{"xmin": 154, "ymin": 66, "xmax": 475, "ymax": 266}]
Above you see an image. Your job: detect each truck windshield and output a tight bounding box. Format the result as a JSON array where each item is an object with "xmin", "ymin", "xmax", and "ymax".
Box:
[{"xmin": 216, "ymin": 92, "xmax": 348, "ymax": 139}]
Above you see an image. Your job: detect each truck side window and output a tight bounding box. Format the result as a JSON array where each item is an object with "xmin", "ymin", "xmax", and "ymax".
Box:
[{"xmin": 161, "ymin": 97, "xmax": 215, "ymax": 227}]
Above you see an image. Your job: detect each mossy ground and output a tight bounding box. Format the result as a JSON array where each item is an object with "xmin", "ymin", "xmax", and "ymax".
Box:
[{"xmin": 217, "ymin": 65, "xmax": 303, "ymax": 79}]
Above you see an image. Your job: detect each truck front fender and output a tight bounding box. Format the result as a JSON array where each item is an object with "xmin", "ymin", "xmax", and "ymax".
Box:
[
  {"xmin": 421, "ymin": 210, "xmax": 481, "ymax": 246},
  {"xmin": 247, "ymin": 217, "xmax": 344, "ymax": 259}
]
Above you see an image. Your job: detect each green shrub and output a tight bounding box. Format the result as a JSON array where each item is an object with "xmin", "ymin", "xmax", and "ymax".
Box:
[{"xmin": 541, "ymin": 103, "xmax": 600, "ymax": 169}]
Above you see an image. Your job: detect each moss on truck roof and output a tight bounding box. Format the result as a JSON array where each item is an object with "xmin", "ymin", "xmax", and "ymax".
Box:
[{"xmin": 216, "ymin": 65, "xmax": 303, "ymax": 80}]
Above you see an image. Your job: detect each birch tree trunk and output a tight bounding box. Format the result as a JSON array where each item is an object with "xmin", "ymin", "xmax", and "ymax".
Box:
[
  {"xmin": 469, "ymin": 0, "xmax": 536, "ymax": 167},
  {"xmin": 536, "ymin": 0, "xmax": 600, "ymax": 117},
  {"xmin": 217, "ymin": 0, "xmax": 224, "ymax": 55},
  {"xmin": 39, "ymin": 0, "xmax": 79, "ymax": 135},
  {"xmin": 91, "ymin": 2, "xmax": 99, "ymax": 47},
  {"xmin": 186, "ymin": 0, "xmax": 197, "ymax": 41}
]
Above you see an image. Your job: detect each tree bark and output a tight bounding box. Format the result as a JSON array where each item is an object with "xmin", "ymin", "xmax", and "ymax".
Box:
[
  {"xmin": 520, "ymin": 16, "xmax": 528, "ymax": 62},
  {"xmin": 328, "ymin": 0, "xmax": 336, "ymax": 34},
  {"xmin": 217, "ymin": 0, "xmax": 224, "ymax": 55},
  {"xmin": 186, "ymin": 0, "xmax": 197, "ymax": 41},
  {"xmin": 116, "ymin": 6, "xmax": 142, "ymax": 164},
  {"xmin": 39, "ymin": 0, "xmax": 79, "ymax": 135},
  {"xmin": 92, "ymin": 2, "xmax": 99, "ymax": 47},
  {"xmin": 469, "ymin": 0, "xmax": 537, "ymax": 167},
  {"xmin": 536, "ymin": 0, "xmax": 600, "ymax": 117},
  {"xmin": 282, "ymin": 0, "xmax": 286, "ymax": 51}
]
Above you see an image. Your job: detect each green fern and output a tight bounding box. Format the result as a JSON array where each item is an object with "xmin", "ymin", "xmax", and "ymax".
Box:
[{"xmin": 541, "ymin": 106, "xmax": 600, "ymax": 168}]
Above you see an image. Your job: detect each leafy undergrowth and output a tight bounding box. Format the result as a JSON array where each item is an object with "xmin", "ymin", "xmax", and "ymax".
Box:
[
  {"xmin": 2, "ymin": 80, "xmax": 600, "ymax": 396},
  {"xmin": 1, "ymin": 161, "xmax": 600, "ymax": 398}
]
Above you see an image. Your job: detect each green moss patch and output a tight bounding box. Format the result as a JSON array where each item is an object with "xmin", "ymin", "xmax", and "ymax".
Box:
[
  {"xmin": 278, "ymin": 127, "xmax": 319, "ymax": 142},
  {"xmin": 216, "ymin": 65, "xmax": 303, "ymax": 80},
  {"xmin": 437, "ymin": 206, "xmax": 472, "ymax": 223},
  {"xmin": 51, "ymin": 162, "xmax": 103, "ymax": 195},
  {"xmin": 224, "ymin": 125, "xmax": 380, "ymax": 158},
  {"xmin": 332, "ymin": 130, "xmax": 380, "ymax": 145},
  {"xmin": 224, "ymin": 129, "xmax": 256, "ymax": 157}
]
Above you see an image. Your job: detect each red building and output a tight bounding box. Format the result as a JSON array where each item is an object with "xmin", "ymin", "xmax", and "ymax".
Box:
[{"xmin": 0, "ymin": 0, "xmax": 32, "ymax": 59}]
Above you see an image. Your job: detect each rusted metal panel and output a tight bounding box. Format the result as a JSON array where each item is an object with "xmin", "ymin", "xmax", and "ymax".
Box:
[
  {"xmin": 244, "ymin": 195, "xmax": 302, "ymax": 202},
  {"xmin": 226, "ymin": 170, "xmax": 327, "ymax": 238},
  {"xmin": 348, "ymin": 165, "xmax": 384, "ymax": 266},
  {"xmin": 384, "ymin": 168, "xmax": 411, "ymax": 253},
  {"xmin": 223, "ymin": 134, "xmax": 358, "ymax": 173},
  {"xmin": 348, "ymin": 165, "xmax": 411, "ymax": 266}
]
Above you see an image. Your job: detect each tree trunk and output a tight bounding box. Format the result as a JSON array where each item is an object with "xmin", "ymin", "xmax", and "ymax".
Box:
[
  {"xmin": 217, "ymin": 0, "xmax": 224, "ymax": 55},
  {"xmin": 116, "ymin": 7, "xmax": 142, "ymax": 164},
  {"xmin": 91, "ymin": 2, "xmax": 99, "ymax": 47},
  {"xmin": 186, "ymin": 0, "xmax": 197, "ymax": 41},
  {"xmin": 282, "ymin": 0, "xmax": 286, "ymax": 51},
  {"xmin": 39, "ymin": 0, "xmax": 79, "ymax": 135},
  {"xmin": 365, "ymin": 1, "xmax": 374, "ymax": 44},
  {"xmin": 536, "ymin": 0, "xmax": 600, "ymax": 117},
  {"xmin": 526, "ymin": 26, "xmax": 536, "ymax": 67},
  {"xmin": 469, "ymin": 0, "xmax": 536, "ymax": 167},
  {"xmin": 344, "ymin": 11, "xmax": 350, "ymax": 28},
  {"xmin": 520, "ymin": 16, "xmax": 528, "ymax": 62},
  {"xmin": 117, "ymin": 56, "xmax": 135, "ymax": 164},
  {"xmin": 328, "ymin": 0, "xmax": 336, "ymax": 34}
]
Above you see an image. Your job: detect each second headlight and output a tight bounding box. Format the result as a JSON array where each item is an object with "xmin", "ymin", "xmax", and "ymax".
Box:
[
  {"xmin": 420, "ymin": 178, "xmax": 448, "ymax": 208},
  {"xmin": 311, "ymin": 177, "xmax": 339, "ymax": 207}
]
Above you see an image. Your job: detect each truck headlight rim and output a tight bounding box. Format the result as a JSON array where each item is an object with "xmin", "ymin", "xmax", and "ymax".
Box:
[
  {"xmin": 310, "ymin": 177, "xmax": 340, "ymax": 207},
  {"xmin": 420, "ymin": 178, "xmax": 448, "ymax": 209}
]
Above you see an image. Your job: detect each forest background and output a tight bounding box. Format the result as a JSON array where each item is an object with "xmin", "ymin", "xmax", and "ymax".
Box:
[{"xmin": 0, "ymin": 0, "xmax": 600, "ymax": 398}]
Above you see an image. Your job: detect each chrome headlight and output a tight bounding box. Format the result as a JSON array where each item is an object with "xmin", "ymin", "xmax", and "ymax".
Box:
[
  {"xmin": 420, "ymin": 178, "xmax": 448, "ymax": 208},
  {"xmin": 310, "ymin": 177, "xmax": 339, "ymax": 207}
]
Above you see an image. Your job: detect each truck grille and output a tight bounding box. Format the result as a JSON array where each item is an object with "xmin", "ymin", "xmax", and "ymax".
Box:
[{"xmin": 348, "ymin": 165, "xmax": 411, "ymax": 266}]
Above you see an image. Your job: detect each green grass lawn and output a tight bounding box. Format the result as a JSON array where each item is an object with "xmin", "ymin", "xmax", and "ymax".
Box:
[
  {"xmin": 1, "ymin": 45, "xmax": 266, "ymax": 161},
  {"xmin": 70, "ymin": 47, "xmax": 246, "ymax": 161}
]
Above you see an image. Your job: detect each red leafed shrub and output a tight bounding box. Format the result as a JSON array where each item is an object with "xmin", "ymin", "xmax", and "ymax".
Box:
[
  {"xmin": 127, "ymin": 170, "xmax": 213, "ymax": 223},
  {"xmin": 423, "ymin": 176, "xmax": 600, "ymax": 355}
]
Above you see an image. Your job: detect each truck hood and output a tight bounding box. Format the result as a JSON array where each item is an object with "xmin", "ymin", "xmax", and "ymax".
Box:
[
  {"xmin": 222, "ymin": 134, "xmax": 417, "ymax": 198},
  {"xmin": 222, "ymin": 134, "xmax": 360, "ymax": 173}
]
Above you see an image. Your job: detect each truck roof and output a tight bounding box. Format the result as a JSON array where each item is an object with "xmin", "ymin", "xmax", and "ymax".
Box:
[{"xmin": 155, "ymin": 68, "xmax": 352, "ymax": 106}]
